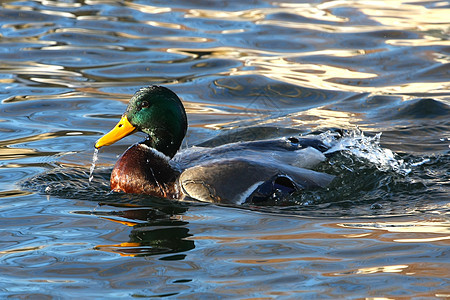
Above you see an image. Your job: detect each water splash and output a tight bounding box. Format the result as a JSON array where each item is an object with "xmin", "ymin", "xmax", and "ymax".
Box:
[
  {"xmin": 89, "ymin": 148, "xmax": 99, "ymax": 184},
  {"xmin": 322, "ymin": 129, "xmax": 411, "ymax": 175}
]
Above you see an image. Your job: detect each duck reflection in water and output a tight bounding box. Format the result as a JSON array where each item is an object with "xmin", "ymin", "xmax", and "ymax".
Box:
[{"xmin": 93, "ymin": 201, "xmax": 194, "ymax": 258}]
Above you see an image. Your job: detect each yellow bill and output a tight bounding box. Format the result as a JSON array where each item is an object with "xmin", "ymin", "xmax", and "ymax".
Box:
[{"xmin": 95, "ymin": 115, "xmax": 137, "ymax": 149}]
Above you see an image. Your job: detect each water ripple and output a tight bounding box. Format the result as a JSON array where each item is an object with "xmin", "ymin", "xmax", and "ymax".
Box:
[{"xmin": 1, "ymin": 0, "xmax": 449, "ymax": 298}]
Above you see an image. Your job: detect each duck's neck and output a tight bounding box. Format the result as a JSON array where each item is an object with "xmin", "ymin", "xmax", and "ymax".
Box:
[
  {"xmin": 143, "ymin": 130, "xmax": 181, "ymax": 159},
  {"xmin": 110, "ymin": 143, "xmax": 180, "ymax": 198}
]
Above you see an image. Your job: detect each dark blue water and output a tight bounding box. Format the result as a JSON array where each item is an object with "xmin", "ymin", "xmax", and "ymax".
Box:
[{"xmin": 1, "ymin": 0, "xmax": 449, "ymax": 298}]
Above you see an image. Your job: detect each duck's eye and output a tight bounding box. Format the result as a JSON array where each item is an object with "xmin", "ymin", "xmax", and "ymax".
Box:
[{"xmin": 140, "ymin": 101, "xmax": 150, "ymax": 109}]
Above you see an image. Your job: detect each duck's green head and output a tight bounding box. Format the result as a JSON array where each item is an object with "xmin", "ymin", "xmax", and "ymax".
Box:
[{"xmin": 95, "ymin": 86, "xmax": 187, "ymax": 158}]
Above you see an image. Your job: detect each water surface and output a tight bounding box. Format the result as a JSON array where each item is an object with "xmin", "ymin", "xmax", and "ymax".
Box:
[{"xmin": 0, "ymin": 0, "xmax": 449, "ymax": 298}]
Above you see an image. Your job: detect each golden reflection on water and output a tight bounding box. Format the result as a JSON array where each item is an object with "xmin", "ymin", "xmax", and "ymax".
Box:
[
  {"xmin": 125, "ymin": 2, "xmax": 171, "ymax": 14},
  {"xmin": 186, "ymin": 9, "xmax": 265, "ymax": 22},
  {"xmin": 145, "ymin": 20, "xmax": 184, "ymax": 30},
  {"xmin": 0, "ymin": 131, "xmax": 91, "ymax": 160},
  {"xmin": 185, "ymin": 101, "xmax": 264, "ymax": 130},
  {"xmin": 0, "ymin": 62, "xmax": 79, "ymax": 77},
  {"xmin": 3, "ymin": 0, "xmax": 448, "ymax": 96},
  {"xmin": 179, "ymin": 1, "xmax": 449, "ymax": 95},
  {"xmin": 0, "ymin": 245, "xmax": 45, "ymax": 255},
  {"xmin": 354, "ymin": 264, "xmax": 409, "ymax": 275},
  {"xmin": 289, "ymin": 108, "xmax": 364, "ymax": 129},
  {"xmin": 329, "ymin": 262, "xmax": 450, "ymax": 284},
  {"xmin": 0, "ymin": 133, "xmax": 59, "ymax": 160},
  {"xmin": 360, "ymin": 0, "xmax": 450, "ymax": 32},
  {"xmin": 339, "ymin": 219, "xmax": 450, "ymax": 244}
]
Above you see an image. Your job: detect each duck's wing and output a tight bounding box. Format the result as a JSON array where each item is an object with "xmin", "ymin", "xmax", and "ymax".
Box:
[
  {"xmin": 174, "ymin": 137, "xmax": 330, "ymax": 170},
  {"xmin": 179, "ymin": 158, "xmax": 334, "ymax": 205}
]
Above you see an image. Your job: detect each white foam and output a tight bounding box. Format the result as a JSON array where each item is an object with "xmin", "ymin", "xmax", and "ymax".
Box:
[{"xmin": 322, "ymin": 129, "xmax": 411, "ymax": 175}]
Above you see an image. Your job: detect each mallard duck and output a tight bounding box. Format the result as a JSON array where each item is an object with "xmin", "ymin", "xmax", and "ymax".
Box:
[{"xmin": 95, "ymin": 86, "xmax": 335, "ymax": 204}]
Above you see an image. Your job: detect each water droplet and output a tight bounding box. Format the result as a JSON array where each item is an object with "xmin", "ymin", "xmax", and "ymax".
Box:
[
  {"xmin": 324, "ymin": 129, "xmax": 411, "ymax": 175},
  {"xmin": 371, "ymin": 203, "xmax": 383, "ymax": 209},
  {"xmin": 89, "ymin": 148, "xmax": 99, "ymax": 184}
]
